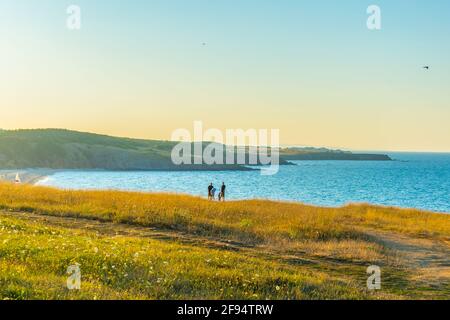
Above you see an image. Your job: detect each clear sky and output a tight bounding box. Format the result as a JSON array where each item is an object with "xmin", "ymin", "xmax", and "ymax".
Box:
[{"xmin": 1, "ymin": 0, "xmax": 449, "ymax": 151}]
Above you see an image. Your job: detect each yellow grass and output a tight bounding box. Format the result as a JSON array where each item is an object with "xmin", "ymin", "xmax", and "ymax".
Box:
[
  {"xmin": 0, "ymin": 182, "xmax": 449, "ymax": 299},
  {"xmin": 0, "ymin": 183, "xmax": 448, "ymax": 246},
  {"xmin": 1, "ymin": 214, "xmax": 365, "ymax": 299}
]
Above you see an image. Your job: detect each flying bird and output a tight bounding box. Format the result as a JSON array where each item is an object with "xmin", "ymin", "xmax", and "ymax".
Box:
[{"xmin": 423, "ymin": 66, "xmax": 430, "ymax": 70}]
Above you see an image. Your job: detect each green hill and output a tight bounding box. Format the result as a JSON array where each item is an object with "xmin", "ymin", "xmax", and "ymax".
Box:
[
  {"xmin": 0, "ymin": 129, "xmax": 279, "ymax": 170},
  {"xmin": 0, "ymin": 129, "xmax": 390, "ymax": 170},
  {"xmin": 279, "ymin": 147, "xmax": 392, "ymax": 161},
  {"xmin": 0, "ymin": 129, "xmax": 219, "ymax": 170}
]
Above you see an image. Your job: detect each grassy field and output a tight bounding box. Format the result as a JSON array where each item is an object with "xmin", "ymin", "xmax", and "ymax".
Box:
[{"xmin": 0, "ymin": 182, "xmax": 449, "ymax": 300}]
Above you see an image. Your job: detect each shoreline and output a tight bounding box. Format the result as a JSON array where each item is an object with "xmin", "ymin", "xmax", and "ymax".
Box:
[
  {"xmin": 2, "ymin": 167, "xmax": 448, "ymax": 215},
  {"xmin": 0, "ymin": 169, "xmax": 56, "ymax": 185},
  {"xmin": 2, "ymin": 170, "xmax": 448, "ymax": 215},
  {"xmin": 0, "ymin": 166, "xmax": 257, "ymax": 185}
]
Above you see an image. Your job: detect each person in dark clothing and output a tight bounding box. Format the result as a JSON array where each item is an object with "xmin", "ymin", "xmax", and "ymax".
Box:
[
  {"xmin": 220, "ymin": 182, "xmax": 226, "ymax": 201},
  {"xmin": 208, "ymin": 183, "xmax": 214, "ymax": 200}
]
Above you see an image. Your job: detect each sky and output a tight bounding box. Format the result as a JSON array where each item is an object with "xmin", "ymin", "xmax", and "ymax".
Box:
[{"xmin": 1, "ymin": 0, "xmax": 449, "ymax": 152}]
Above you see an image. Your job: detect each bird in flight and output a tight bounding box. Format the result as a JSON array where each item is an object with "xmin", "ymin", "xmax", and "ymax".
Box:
[{"xmin": 423, "ymin": 66, "xmax": 430, "ymax": 70}]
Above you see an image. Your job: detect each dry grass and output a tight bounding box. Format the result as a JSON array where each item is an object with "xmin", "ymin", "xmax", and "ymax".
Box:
[
  {"xmin": 0, "ymin": 182, "xmax": 448, "ymax": 299},
  {"xmin": 290, "ymin": 240, "xmax": 388, "ymax": 263},
  {"xmin": 0, "ymin": 183, "xmax": 448, "ymax": 247},
  {"xmin": 1, "ymin": 214, "xmax": 367, "ymax": 300}
]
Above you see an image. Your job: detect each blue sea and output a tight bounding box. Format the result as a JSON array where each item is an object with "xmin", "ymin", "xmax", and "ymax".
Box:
[{"xmin": 37, "ymin": 153, "xmax": 450, "ymax": 213}]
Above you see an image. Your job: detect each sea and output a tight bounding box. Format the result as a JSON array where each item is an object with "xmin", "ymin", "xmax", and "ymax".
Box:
[{"xmin": 37, "ymin": 152, "xmax": 450, "ymax": 213}]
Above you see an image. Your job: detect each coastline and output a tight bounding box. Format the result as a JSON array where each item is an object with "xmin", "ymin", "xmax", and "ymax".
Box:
[
  {"xmin": 2, "ymin": 155, "xmax": 449, "ymax": 214},
  {"xmin": 0, "ymin": 169, "xmax": 55, "ymax": 185},
  {"xmin": 3, "ymin": 170, "xmax": 448, "ymax": 215},
  {"xmin": 0, "ymin": 166, "xmax": 256, "ymax": 185}
]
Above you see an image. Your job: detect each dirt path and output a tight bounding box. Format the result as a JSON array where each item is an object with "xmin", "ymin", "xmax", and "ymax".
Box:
[
  {"xmin": 3, "ymin": 210, "xmax": 449, "ymax": 264},
  {"xmin": 0, "ymin": 210, "xmax": 251, "ymax": 252},
  {"xmin": 0, "ymin": 210, "xmax": 357, "ymax": 268},
  {"xmin": 2, "ymin": 210, "xmax": 449, "ymax": 296},
  {"xmin": 365, "ymin": 230, "xmax": 450, "ymax": 286}
]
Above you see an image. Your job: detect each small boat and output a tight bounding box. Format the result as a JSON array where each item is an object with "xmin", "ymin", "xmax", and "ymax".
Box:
[{"xmin": 15, "ymin": 173, "xmax": 21, "ymax": 184}]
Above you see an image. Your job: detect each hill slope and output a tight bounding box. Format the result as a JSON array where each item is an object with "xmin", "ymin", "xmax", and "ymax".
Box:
[
  {"xmin": 0, "ymin": 129, "xmax": 250, "ymax": 170},
  {"xmin": 0, "ymin": 129, "xmax": 390, "ymax": 170},
  {"xmin": 280, "ymin": 147, "xmax": 392, "ymax": 161}
]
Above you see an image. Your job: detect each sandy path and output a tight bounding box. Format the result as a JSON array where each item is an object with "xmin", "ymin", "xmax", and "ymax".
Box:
[{"xmin": 365, "ymin": 230, "xmax": 450, "ymax": 286}]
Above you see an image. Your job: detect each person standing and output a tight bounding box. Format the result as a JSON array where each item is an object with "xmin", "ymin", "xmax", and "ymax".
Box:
[
  {"xmin": 220, "ymin": 182, "xmax": 226, "ymax": 201},
  {"xmin": 208, "ymin": 183, "xmax": 213, "ymax": 200},
  {"xmin": 211, "ymin": 186, "xmax": 217, "ymax": 200}
]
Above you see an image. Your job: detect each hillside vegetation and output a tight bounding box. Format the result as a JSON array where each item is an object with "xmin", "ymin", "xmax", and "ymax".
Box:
[
  {"xmin": 0, "ymin": 183, "xmax": 448, "ymax": 299},
  {"xmin": 0, "ymin": 129, "xmax": 389, "ymax": 170},
  {"xmin": 0, "ymin": 129, "xmax": 255, "ymax": 170},
  {"xmin": 0, "ymin": 129, "xmax": 174, "ymax": 170},
  {"xmin": 280, "ymin": 148, "xmax": 391, "ymax": 161}
]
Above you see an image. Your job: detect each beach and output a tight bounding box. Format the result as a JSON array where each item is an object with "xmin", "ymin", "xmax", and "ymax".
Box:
[{"xmin": 0, "ymin": 169, "xmax": 54, "ymax": 185}]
